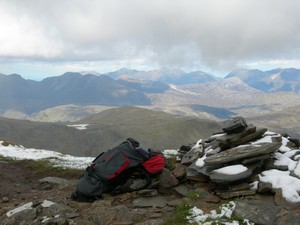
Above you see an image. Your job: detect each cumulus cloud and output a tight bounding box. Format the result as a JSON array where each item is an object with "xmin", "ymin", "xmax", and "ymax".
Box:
[{"xmin": 0, "ymin": 0, "xmax": 300, "ymax": 74}]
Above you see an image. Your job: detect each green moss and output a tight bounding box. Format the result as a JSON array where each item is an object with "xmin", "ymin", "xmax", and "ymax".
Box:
[
  {"xmin": 163, "ymin": 200, "xmax": 250, "ymax": 225},
  {"xmin": 0, "ymin": 157, "xmax": 83, "ymax": 178},
  {"xmin": 23, "ymin": 159, "xmax": 83, "ymax": 177},
  {"xmin": 1, "ymin": 140, "xmax": 14, "ymax": 147},
  {"xmin": 163, "ymin": 201, "xmax": 194, "ymax": 225},
  {"xmin": 186, "ymin": 191, "xmax": 200, "ymax": 200},
  {"xmin": 166, "ymin": 156, "xmax": 177, "ymax": 170}
]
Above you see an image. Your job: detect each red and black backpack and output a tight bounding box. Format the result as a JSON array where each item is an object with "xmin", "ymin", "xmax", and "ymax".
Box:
[{"xmin": 72, "ymin": 138, "xmax": 166, "ymax": 201}]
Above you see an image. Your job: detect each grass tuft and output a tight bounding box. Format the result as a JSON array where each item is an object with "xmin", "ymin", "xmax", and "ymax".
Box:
[
  {"xmin": 1, "ymin": 140, "xmax": 15, "ymax": 147},
  {"xmin": 166, "ymin": 156, "xmax": 178, "ymax": 170},
  {"xmin": 0, "ymin": 157, "xmax": 83, "ymax": 178},
  {"xmin": 163, "ymin": 201, "xmax": 194, "ymax": 225}
]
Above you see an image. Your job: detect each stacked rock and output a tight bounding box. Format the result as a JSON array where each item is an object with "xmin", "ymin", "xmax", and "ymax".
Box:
[{"xmin": 177, "ymin": 116, "xmax": 300, "ymax": 209}]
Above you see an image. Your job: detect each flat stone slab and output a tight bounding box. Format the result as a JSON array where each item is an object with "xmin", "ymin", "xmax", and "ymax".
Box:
[
  {"xmin": 222, "ymin": 116, "xmax": 248, "ymax": 134},
  {"xmin": 209, "ymin": 164, "xmax": 253, "ymax": 182},
  {"xmin": 204, "ymin": 142, "xmax": 281, "ymax": 166},
  {"xmin": 234, "ymin": 199, "xmax": 281, "ymax": 225},
  {"xmin": 217, "ymin": 189, "xmax": 256, "ymax": 199},
  {"xmin": 39, "ymin": 177, "xmax": 70, "ymax": 186},
  {"xmin": 133, "ymin": 196, "xmax": 173, "ymax": 208}
]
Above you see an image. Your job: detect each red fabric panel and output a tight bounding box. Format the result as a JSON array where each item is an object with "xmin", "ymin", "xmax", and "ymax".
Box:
[{"xmin": 142, "ymin": 154, "xmax": 166, "ymax": 174}]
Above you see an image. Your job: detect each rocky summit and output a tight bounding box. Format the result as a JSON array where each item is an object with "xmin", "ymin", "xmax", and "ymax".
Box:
[{"xmin": 1, "ymin": 116, "xmax": 300, "ymax": 224}]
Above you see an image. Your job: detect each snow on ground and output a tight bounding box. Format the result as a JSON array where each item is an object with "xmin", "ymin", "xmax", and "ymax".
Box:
[
  {"xmin": 67, "ymin": 124, "xmax": 89, "ymax": 130},
  {"xmin": 188, "ymin": 130, "xmax": 300, "ymax": 223},
  {"xmin": 163, "ymin": 131, "xmax": 300, "ymax": 206},
  {"xmin": 259, "ymin": 169, "xmax": 300, "ymax": 203},
  {"xmin": 161, "ymin": 149, "xmax": 181, "ymax": 161},
  {"xmin": 0, "ymin": 141, "xmax": 94, "ymax": 169},
  {"xmin": 161, "ymin": 149, "xmax": 178, "ymax": 158},
  {"xmin": 187, "ymin": 201, "xmax": 254, "ymax": 225},
  {"xmin": 195, "ymin": 154, "xmax": 207, "ymax": 167}
]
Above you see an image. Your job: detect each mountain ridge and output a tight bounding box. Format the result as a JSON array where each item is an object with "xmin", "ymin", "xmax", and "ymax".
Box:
[
  {"xmin": 1, "ymin": 67, "xmax": 300, "ymax": 131},
  {"xmin": 226, "ymin": 67, "xmax": 300, "ymax": 92},
  {"xmin": 0, "ymin": 107, "xmax": 222, "ymax": 156}
]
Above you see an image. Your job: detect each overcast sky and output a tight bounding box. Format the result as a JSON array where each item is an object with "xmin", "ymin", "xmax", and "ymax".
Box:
[{"xmin": 1, "ymin": 0, "xmax": 300, "ymax": 80}]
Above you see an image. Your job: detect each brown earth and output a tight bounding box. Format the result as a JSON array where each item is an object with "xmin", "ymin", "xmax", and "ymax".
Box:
[
  {"xmin": 1, "ymin": 159, "xmax": 300, "ymax": 225},
  {"xmin": 0, "ymin": 159, "xmax": 222, "ymax": 225},
  {"xmin": 0, "ymin": 160, "xmax": 80, "ymax": 199},
  {"xmin": 0, "ymin": 160, "xmax": 178, "ymax": 224},
  {"xmin": 0, "ymin": 160, "xmax": 82, "ymax": 220}
]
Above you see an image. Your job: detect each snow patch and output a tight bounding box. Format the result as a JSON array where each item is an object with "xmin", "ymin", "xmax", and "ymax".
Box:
[
  {"xmin": 67, "ymin": 124, "xmax": 89, "ymax": 130},
  {"xmin": 212, "ymin": 164, "xmax": 248, "ymax": 175},
  {"xmin": 187, "ymin": 201, "xmax": 255, "ymax": 225},
  {"xmin": 259, "ymin": 169, "xmax": 300, "ymax": 203},
  {"xmin": 0, "ymin": 142, "xmax": 94, "ymax": 169}
]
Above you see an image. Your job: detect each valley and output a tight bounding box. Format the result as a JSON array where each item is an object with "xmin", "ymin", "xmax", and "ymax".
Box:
[{"xmin": 1, "ymin": 68, "xmax": 300, "ymax": 157}]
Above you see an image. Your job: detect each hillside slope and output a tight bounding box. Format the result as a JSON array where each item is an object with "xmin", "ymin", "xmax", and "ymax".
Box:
[
  {"xmin": 0, "ymin": 107, "xmax": 222, "ymax": 156},
  {"xmin": 0, "ymin": 73, "xmax": 154, "ymax": 114},
  {"xmin": 77, "ymin": 106, "xmax": 222, "ymax": 153},
  {"xmin": 246, "ymin": 105, "xmax": 300, "ymax": 139}
]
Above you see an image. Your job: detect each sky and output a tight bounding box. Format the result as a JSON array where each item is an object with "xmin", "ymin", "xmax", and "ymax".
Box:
[{"xmin": 0, "ymin": 0, "xmax": 300, "ymax": 80}]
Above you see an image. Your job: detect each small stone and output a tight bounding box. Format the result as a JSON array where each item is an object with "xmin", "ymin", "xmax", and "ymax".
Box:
[
  {"xmin": 137, "ymin": 189, "xmax": 158, "ymax": 197},
  {"xmin": 133, "ymin": 196, "xmax": 170, "ymax": 208},
  {"xmin": 228, "ymin": 182, "xmax": 251, "ymax": 191},
  {"xmin": 112, "ymin": 222, "xmax": 134, "ymax": 225},
  {"xmin": 2, "ymin": 197, "xmax": 9, "ymax": 202},
  {"xmin": 174, "ymin": 184, "xmax": 194, "ymax": 197},
  {"xmin": 39, "ymin": 177, "xmax": 69, "ymax": 186},
  {"xmin": 217, "ymin": 189, "xmax": 256, "ymax": 199},
  {"xmin": 158, "ymin": 168, "xmax": 179, "ymax": 188},
  {"xmin": 167, "ymin": 199, "xmax": 182, "ymax": 207},
  {"xmin": 205, "ymin": 194, "xmax": 221, "ymax": 203},
  {"xmin": 181, "ymin": 140, "xmax": 204, "ymax": 165},
  {"xmin": 135, "ymin": 219, "xmax": 164, "ymax": 225},
  {"xmin": 148, "ymin": 213, "xmax": 163, "ymax": 218},
  {"xmin": 66, "ymin": 212, "xmax": 80, "ymax": 219},
  {"xmin": 172, "ymin": 163, "xmax": 187, "ymax": 180}
]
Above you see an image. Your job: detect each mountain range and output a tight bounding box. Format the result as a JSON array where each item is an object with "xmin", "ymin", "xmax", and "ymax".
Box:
[
  {"xmin": 1, "ymin": 67, "xmax": 300, "ymax": 154},
  {"xmin": 226, "ymin": 68, "xmax": 300, "ymax": 92},
  {"xmin": 0, "ymin": 72, "xmax": 155, "ymax": 114},
  {"xmin": 1, "ymin": 67, "xmax": 300, "ymax": 118}
]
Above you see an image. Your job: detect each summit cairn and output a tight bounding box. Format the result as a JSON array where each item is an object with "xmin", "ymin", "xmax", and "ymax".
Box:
[{"xmin": 166, "ymin": 116, "xmax": 300, "ymax": 210}]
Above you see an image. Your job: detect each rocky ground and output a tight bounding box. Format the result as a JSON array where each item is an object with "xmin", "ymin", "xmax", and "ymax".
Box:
[
  {"xmin": 0, "ymin": 160, "xmax": 220, "ymax": 225},
  {"xmin": 2, "ymin": 116, "xmax": 300, "ymax": 225},
  {"xmin": 1, "ymin": 158, "xmax": 300, "ymax": 225}
]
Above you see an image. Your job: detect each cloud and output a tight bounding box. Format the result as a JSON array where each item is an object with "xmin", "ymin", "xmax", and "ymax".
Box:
[{"xmin": 0, "ymin": 0, "xmax": 300, "ymax": 74}]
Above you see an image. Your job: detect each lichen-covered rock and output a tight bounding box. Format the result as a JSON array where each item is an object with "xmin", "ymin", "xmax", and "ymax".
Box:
[{"xmin": 204, "ymin": 142, "xmax": 281, "ymax": 166}]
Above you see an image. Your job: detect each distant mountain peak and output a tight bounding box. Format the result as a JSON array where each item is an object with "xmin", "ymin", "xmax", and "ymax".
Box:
[
  {"xmin": 80, "ymin": 71, "xmax": 101, "ymax": 76},
  {"xmin": 226, "ymin": 68, "xmax": 300, "ymax": 92}
]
